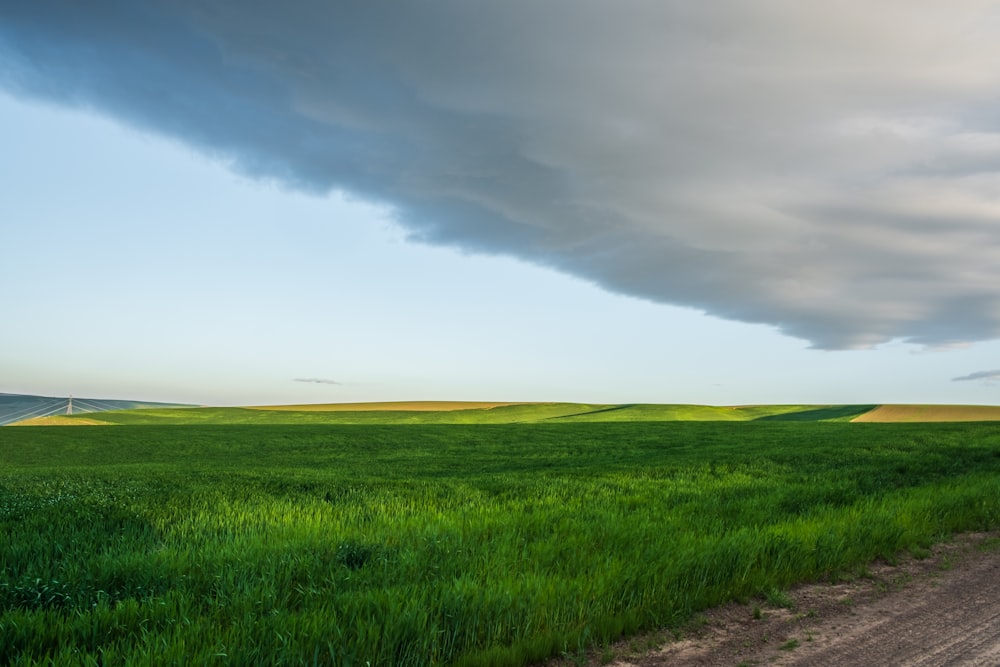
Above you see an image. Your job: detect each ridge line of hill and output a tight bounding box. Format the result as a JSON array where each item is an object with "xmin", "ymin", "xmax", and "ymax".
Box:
[{"xmin": 8, "ymin": 399, "xmax": 1000, "ymax": 426}]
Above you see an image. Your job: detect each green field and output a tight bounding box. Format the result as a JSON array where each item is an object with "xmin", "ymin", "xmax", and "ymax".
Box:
[
  {"xmin": 53, "ymin": 402, "xmax": 878, "ymax": 426},
  {"xmin": 2, "ymin": 420, "xmax": 999, "ymax": 665}
]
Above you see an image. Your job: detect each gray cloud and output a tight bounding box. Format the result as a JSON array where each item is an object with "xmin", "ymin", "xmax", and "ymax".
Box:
[
  {"xmin": 293, "ymin": 378, "xmax": 341, "ymax": 386},
  {"xmin": 5, "ymin": 2, "xmax": 1000, "ymax": 348},
  {"xmin": 952, "ymin": 370, "xmax": 1000, "ymax": 382}
]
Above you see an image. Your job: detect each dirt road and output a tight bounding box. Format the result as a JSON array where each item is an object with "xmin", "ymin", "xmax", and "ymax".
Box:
[{"xmin": 563, "ymin": 532, "xmax": 1000, "ymax": 666}]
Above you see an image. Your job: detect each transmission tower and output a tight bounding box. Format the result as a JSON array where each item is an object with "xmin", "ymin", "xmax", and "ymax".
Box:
[{"xmin": 66, "ymin": 395, "xmax": 73, "ymax": 416}]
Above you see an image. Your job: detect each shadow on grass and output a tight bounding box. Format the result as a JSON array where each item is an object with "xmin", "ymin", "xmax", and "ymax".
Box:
[{"xmin": 754, "ymin": 405, "xmax": 878, "ymax": 422}]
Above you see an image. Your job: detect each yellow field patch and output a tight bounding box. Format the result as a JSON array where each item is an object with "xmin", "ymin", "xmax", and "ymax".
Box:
[
  {"xmin": 852, "ymin": 404, "xmax": 1000, "ymax": 422},
  {"xmin": 247, "ymin": 401, "xmax": 530, "ymax": 412},
  {"xmin": 8, "ymin": 415, "xmax": 112, "ymax": 426}
]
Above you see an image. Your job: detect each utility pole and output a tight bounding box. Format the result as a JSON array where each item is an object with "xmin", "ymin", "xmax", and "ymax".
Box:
[{"xmin": 67, "ymin": 395, "xmax": 73, "ymax": 416}]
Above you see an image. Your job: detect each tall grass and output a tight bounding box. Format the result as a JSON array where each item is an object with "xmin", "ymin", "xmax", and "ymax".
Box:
[{"xmin": 1, "ymin": 422, "xmax": 998, "ymax": 665}]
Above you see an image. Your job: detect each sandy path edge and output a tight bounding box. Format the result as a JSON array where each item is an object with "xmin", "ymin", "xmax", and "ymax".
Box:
[{"xmin": 549, "ymin": 531, "xmax": 1000, "ymax": 667}]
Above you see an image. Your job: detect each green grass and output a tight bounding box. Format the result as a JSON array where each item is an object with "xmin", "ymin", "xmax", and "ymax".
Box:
[
  {"xmin": 779, "ymin": 638, "xmax": 800, "ymax": 651},
  {"xmin": 0, "ymin": 422, "xmax": 998, "ymax": 665},
  {"xmin": 73, "ymin": 403, "xmax": 877, "ymax": 425}
]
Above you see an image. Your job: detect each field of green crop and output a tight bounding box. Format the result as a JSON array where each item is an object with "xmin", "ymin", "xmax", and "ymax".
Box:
[
  {"xmin": 72, "ymin": 402, "xmax": 877, "ymax": 425},
  {"xmin": 2, "ymin": 421, "xmax": 999, "ymax": 665}
]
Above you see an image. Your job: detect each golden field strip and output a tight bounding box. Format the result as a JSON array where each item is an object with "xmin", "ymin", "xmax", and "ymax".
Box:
[
  {"xmin": 852, "ymin": 404, "xmax": 1000, "ymax": 422},
  {"xmin": 7, "ymin": 416, "xmax": 111, "ymax": 427}
]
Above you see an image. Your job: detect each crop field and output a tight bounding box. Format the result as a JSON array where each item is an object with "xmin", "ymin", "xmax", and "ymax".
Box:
[
  {"xmin": 2, "ymin": 421, "xmax": 1000, "ymax": 665},
  {"xmin": 13, "ymin": 401, "xmax": 1000, "ymax": 427},
  {"xmin": 853, "ymin": 404, "xmax": 1000, "ymax": 422},
  {"xmin": 248, "ymin": 402, "xmax": 529, "ymax": 412},
  {"xmin": 35, "ymin": 402, "xmax": 879, "ymax": 426}
]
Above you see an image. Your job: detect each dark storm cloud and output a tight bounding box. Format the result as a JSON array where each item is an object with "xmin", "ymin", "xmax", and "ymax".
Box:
[
  {"xmin": 952, "ymin": 370, "xmax": 1000, "ymax": 382},
  {"xmin": 5, "ymin": 1, "xmax": 1000, "ymax": 348}
]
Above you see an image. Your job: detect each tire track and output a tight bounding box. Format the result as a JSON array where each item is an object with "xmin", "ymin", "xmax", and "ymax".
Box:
[
  {"xmin": 786, "ymin": 554, "xmax": 1000, "ymax": 666},
  {"xmin": 588, "ymin": 532, "xmax": 1000, "ymax": 667}
]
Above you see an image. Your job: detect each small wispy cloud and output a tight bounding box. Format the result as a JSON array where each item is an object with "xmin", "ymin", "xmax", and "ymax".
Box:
[
  {"xmin": 293, "ymin": 378, "xmax": 341, "ymax": 385},
  {"xmin": 952, "ymin": 370, "xmax": 1000, "ymax": 382}
]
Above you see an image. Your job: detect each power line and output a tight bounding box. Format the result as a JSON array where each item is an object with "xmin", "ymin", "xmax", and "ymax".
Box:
[
  {"xmin": 1, "ymin": 395, "xmax": 158, "ymax": 425},
  {"xmin": 73, "ymin": 398, "xmax": 126, "ymax": 412},
  {"xmin": 4, "ymin": 399, "xmax": 64, "ymax": 418},
  {"xmin": 0, "ymin": 398, "xmax": 69, "ymax": 425},
  {"xmin": 71, "ymin": 399, "xmax": 121, "ymax": 414}
]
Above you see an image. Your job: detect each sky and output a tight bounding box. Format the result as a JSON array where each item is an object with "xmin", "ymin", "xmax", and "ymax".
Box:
[{"xmin": 3, "ymin": 1, "xmax": 1000, "ymax": 406}]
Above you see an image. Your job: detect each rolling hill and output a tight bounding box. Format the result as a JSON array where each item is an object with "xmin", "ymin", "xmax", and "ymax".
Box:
[
  {"xmin": 9, "ymin": 398, "xmax": 1000, "ymax": 426},
  {"xmin": 25, "ymin": 402, "xmax": 877, "ymax": 425}
]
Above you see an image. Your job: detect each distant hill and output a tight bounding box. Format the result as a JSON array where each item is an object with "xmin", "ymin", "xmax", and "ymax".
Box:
[
  {"xmin": 66, "ymin": 402, "xmax": 880, "ymax": 426},
  {"xmin": 14, "ymin": 400, "xmax": 1000, "ymax": 427},
  {"xmin": 0, "ymin": 393, "xmax": 193, "ymax": 426}
]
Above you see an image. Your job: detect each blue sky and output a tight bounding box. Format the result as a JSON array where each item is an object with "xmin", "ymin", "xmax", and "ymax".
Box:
[{"xmin": 3, "ymin": 3, "xmax": 1000, "ymax": 406}]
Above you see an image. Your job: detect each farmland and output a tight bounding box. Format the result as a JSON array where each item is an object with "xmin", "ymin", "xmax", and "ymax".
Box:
[
  {"xmin": 34, "ymin": 402, "xmax": 879, "ymax": 426},
  {"xmin": 1, "ymin": 419, "xmax": 999, "ymax": 665},
  {"xmin": 853, "ymin": 404, "xmax": 1000, "ymax": 422}
]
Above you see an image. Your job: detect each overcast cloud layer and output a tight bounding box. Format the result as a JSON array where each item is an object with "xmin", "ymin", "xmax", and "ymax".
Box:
[{"xmin": 4, "ymin": 1, "xmax": 1000, "ymax": 349}]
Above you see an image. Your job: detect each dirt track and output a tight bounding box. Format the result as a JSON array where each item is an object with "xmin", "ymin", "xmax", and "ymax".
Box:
[{"xmin": 559, "ymin": 532, "xmax": 1000, "ymax": 667}]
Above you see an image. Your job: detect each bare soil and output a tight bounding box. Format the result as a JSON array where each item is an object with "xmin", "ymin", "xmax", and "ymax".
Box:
[
  {"xmin": 552, "ymin": 532, "xmax": 1000, "ymax": 667},
  {"xmin": 852, "ymin": 405, "xmax": 1000, "ymax": 422}
]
